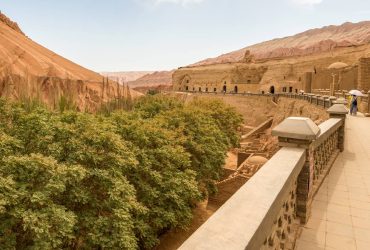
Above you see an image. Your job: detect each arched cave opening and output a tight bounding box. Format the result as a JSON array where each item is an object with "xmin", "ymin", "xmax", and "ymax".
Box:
[
  {"xmin": 234, "ymin": 86, "xmax": 238, "ymax": 93},
  {"xmin": 270, "ymin": 85, "xmax": 275, "ymax": 94},
  {"xmin": 223, "ymin": 85, "xmax": 227, "ymax": 93}
]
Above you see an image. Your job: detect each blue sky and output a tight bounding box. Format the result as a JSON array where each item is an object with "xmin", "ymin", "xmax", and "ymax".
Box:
[{"xmin": 1, "ymin": 0, "xmax": 370, "ymax": 71}]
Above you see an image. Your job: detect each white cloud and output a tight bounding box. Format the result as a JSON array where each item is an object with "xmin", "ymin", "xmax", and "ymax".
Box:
[
  {"xmin": 291, "ymin": 0, "xmax": 323, "ymax": 5},
  {"xmin": 150, "ymin": 0, "xmax": 205, "ymax": 6}
]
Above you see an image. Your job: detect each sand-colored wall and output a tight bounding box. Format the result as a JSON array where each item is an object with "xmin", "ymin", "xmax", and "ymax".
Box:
[
  {"xmin": 359, "ymin": 57, "xmax": 370, "ymax": 91},
  {"xmin": 185, "ymin": 94, "xmax": 329, "ymax": 127}
]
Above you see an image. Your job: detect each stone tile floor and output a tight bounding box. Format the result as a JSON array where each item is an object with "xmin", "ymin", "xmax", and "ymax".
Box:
[{"xmin": 296, "ymin": 114, "xmax": 370, "ymax": 250}]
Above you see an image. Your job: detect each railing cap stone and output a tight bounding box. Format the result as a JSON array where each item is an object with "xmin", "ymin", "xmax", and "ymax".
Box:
[
  {"xmin": 272, "ymin": 117, "xmax": 320, "ymax": 140},
  {"xmin": 327, "ymin": 104, "xmax": 349, "ymax": 115},
  {"xmin": 333, "ymin": 97, "xmax": 348, "ymax": 104}
]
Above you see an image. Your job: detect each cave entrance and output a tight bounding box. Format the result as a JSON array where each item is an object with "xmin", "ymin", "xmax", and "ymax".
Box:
[
  {"xmin": 234, "ymin": 86, "xmax": 238, "ymax": 93},
  {"xmin": 223, "ymin": 85, "xmax": 227, "ymax": 93},
  {"xmin": 270, "ymin": 85, "xmax": 275, "ymax": 94}
]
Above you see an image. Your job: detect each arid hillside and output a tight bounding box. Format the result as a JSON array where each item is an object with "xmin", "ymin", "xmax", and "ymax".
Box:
[
  {"xmin": 192, "ymin": 21, "xmax": 370, "ymax": 66},
  {"xmin": 128, "ymin": 70, "xmax": 173, "ymax": 93},
  {"xmin": 0, "ymin": 12, "xmax": 141, "ymax": 111},
  {"xmin": 101, "ymin": 70, "xmax": 173, "ymax": 93},
  {"xmin": 128, "ymin": 70, "xmax": 173, "ymax": 87},
  {"xmin": 100, "ymin": 71, "xmax": 154, "ymax": 82}
]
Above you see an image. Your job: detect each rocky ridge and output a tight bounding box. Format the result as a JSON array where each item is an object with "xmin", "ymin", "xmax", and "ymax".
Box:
[
  {"xmin": 0, "ymin": 11, "xmax": 24, "ymax": 35},
  {"xmin": 192, "ymin": 21, "xmax": 370, "ymax": 66}
]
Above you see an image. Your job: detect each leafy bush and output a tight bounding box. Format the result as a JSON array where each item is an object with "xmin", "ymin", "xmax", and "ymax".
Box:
[{"xmin": 0, "ymin": 95, "xmax": 242, "ymax": 249}]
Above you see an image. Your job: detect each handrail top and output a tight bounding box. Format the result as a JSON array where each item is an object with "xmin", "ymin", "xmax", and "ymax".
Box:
[
  {"xmin": 313, "ymin": 118, "xmax": 343, "ymax": 148},
  {"xmin": 179, "ymin": 147, "xmax": 306, "ymax": 250}
]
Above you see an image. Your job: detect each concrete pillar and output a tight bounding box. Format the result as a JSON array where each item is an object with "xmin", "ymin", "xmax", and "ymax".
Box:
[
  {"xmin": 272, "ymin": 117, "xmax": 320, "ymax": 224},
  {"xmin": 327, "ymin": 104, "xmax": 348, "ymax": 152}
]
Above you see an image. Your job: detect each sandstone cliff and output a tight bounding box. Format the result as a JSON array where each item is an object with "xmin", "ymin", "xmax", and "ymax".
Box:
[
  {"xmin": 0, "ymin": 13, "xmax": 142, "ymax": 111},
  {"xmin": 192, "ymin": 21, "xmax": 370, "ymax": 66}
]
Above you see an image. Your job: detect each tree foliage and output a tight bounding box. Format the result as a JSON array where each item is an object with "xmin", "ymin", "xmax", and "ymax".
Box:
[{"xmin": 0, "ymin": 95, "xmax": 242, "ymax": 249}]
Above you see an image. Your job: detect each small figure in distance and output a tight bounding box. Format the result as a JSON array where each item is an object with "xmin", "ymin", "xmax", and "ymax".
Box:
[{"xmin": 350, "ymin": 94, "xmax": 358, "ymax": 116}]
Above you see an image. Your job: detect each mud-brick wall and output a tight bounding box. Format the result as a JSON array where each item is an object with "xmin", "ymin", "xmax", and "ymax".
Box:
[
  {"xmin": 358, "ymin": 57, "xmax": 370, "ymax": 91},
  {"xmin": 311, "ymin": 67, "xmax": 358, "ymax": 90}
]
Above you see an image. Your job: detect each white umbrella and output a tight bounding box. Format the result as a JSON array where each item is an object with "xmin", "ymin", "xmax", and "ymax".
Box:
[{"xmin": 349, "ymin": 89, "xmax": 366, "ymax": 96}]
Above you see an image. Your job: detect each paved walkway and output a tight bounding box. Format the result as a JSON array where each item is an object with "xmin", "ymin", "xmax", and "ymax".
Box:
[{"xmin": 296, "ymin": 114, "xmax": 370, "ymax": 250}]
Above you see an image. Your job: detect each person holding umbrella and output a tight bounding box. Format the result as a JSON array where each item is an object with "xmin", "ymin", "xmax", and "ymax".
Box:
[
  {"xmin": 350, "ymin": 94, "xmax": 358, "ymax": 115},
  {"xmin": 349, "ymin": 90, "xmax": 365, "ymax": 115}
]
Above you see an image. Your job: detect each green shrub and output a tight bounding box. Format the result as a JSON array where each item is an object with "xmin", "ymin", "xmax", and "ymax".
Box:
[{"xmin": 0, "ymin": 95, "xmax": 242, "ymax": 249}]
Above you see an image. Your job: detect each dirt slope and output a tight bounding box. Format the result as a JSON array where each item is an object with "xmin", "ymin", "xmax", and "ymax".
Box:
[
  {"xmin": 192, "ymin": 21, "xmax": 370, "ymax": 66},
  {"xmin": 0, "ymin": 12, "xmax": 142, "ymax": 110}
]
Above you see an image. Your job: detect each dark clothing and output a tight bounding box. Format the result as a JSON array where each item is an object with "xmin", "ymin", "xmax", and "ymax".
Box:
[{"xmin": 350, "ymin": 96, "xmax": 358, "ymax": 115}]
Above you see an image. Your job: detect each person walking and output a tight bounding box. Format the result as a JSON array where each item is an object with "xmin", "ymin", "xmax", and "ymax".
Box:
[{"xmin": 350, "ymin": 95, "xmax": 358, "ymax": 115}]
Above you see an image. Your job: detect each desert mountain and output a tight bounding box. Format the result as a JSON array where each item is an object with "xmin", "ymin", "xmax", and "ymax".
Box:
[
  {"xmin": 0, "ymin": 12, "xmax": 141, "ymax": 111},
  {"xmin": 103, "ymin": 70, "xmax": 174, "ymax": 93},
  {"xmin": 100, "ymin": 71, "xmax": 154, "ymax": 83},
  {"xmin": 128, "ymin": 71, "xmax": 173, "ymax": 93},
  {"xmin": 192, "ymin": 21, "xmax": 370, "ymax": 66},
  {"xmin": 128, "ymin": 70, "xmax": 173, "ymax": 87}
]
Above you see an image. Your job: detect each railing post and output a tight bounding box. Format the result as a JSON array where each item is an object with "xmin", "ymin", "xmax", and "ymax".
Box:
[
  {"xmin": 322, "ymin": 95, "xmax": 329, "ymax": 108},
  {"xmin": 272, "ymin": 117, "xmax": 320, "ymax": 224},
  {"xmin": 308, "ymin": 93, "xmax": 314, "ymax": 104},
  {"xmin": 327, "ymin": 104, "xmax": 348, "ymax": 152},
  {"xmin": 329, "ymin": 96, "xmax": 337, "ymax": 107}
]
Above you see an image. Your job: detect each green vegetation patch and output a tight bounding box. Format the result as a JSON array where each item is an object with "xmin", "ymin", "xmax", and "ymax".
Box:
[{"xmin": 0, "ymin": 96, "xmax": 242, "ymax": 249}]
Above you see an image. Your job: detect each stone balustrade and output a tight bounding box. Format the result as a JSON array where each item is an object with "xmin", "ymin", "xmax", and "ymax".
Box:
[
  {"xmin": 179, "ymin": 104, "xmax": 348, "ymax": 250},
  {"xmin": 174, "ymin": 89, "xmax": 370, "ymax": 114}
]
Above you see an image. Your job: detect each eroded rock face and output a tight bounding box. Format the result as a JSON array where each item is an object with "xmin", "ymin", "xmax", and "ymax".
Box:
[
  {"xmin": 0, "ymin": 74, "xmax": 137, "ymax": 112},
  {"xmin": 192, "ymin": 21, "xmax": 370, "ymax": 66},
  {"xmin": 0, "ymin": 13, "xmax": 142, "ymax": 111}
]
